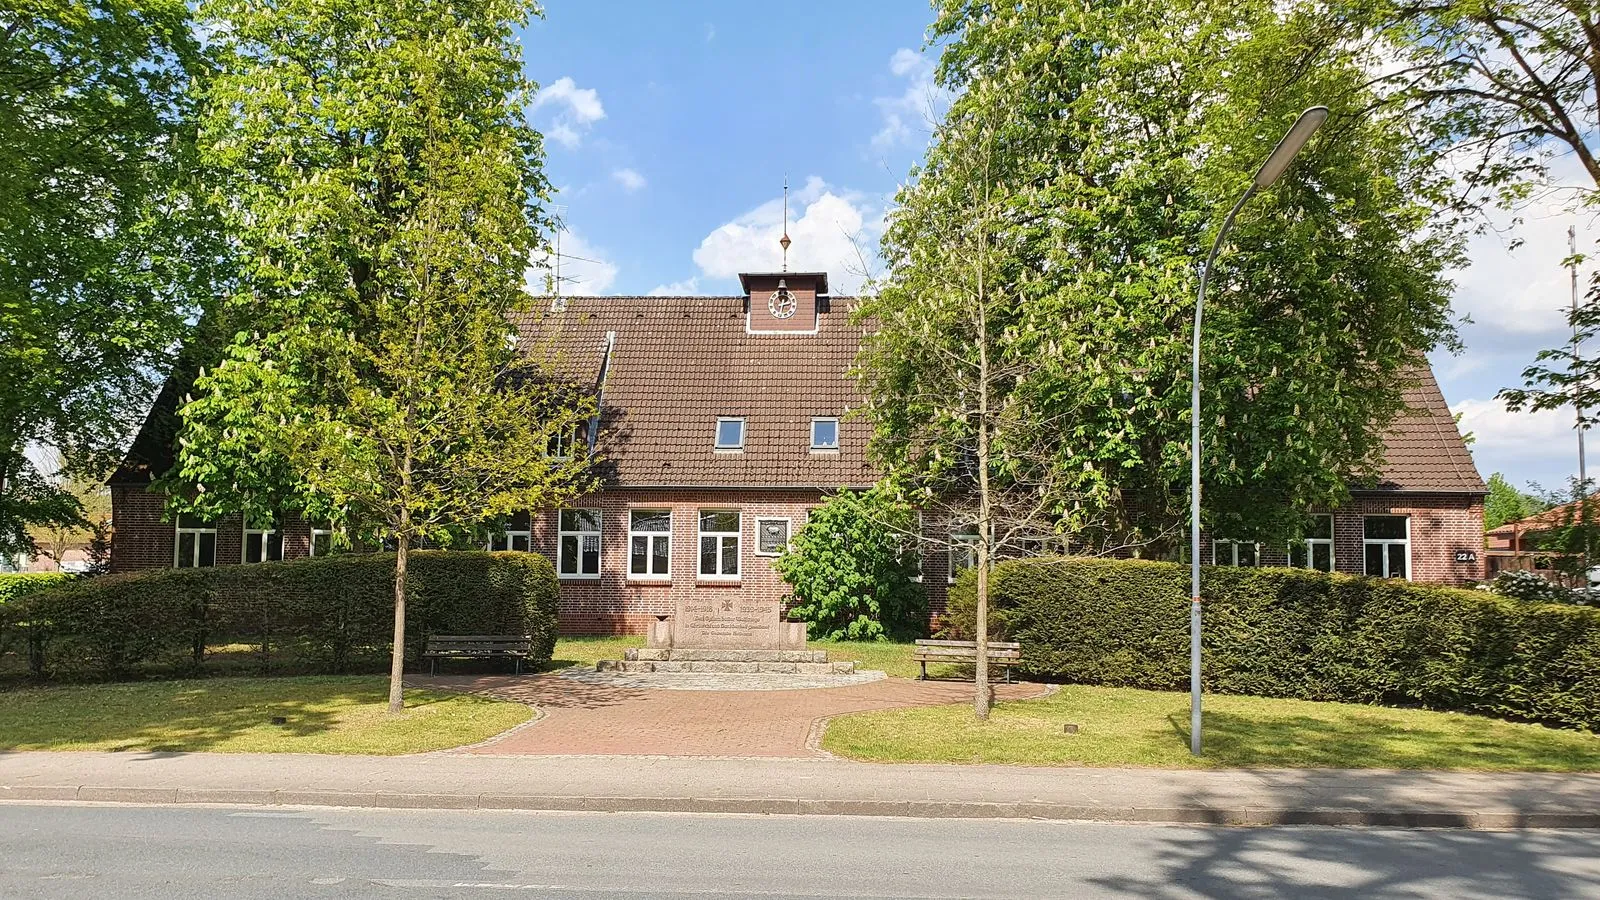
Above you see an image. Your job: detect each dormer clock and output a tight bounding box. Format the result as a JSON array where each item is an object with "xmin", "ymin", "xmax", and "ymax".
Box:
[{"xmin": 768, "ymin": 278, "xmax": 797, "ymax": 320}]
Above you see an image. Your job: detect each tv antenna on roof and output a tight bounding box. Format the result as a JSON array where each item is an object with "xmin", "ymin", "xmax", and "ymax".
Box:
[
  {"xmin": 779, "ymin": 176, "xmax": 791, "ymax": 272},
  {"xmin": 551, "ymin": 204, "xmax": 569, "ymax": 298}
]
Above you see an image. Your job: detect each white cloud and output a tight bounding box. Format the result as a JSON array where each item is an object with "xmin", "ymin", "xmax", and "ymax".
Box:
[
  {"xmin": 611, "ymin": 168, "xmax": 647, "ymax": 192},
  {"xmin": 690, "ymin": 176, "xmax": 885, "ymax": 294},
  {"xmin": 871, "ymin": 48, "xmax": 950, "ymax": 152},
  {"xmin": 704, "ymin": 23, "xmax": 716, "ymax": 43},
  {"xmin": 648, "ymin": 278, "xmax": 700, "ymax": 296},
  {"xmin": 1454, "ymin": 201, "xmax": 1594, "ymax": 340},
  {"xmin": 526, "ymin": 229, "xmax": 618, "ymax": 295},
  {"xmin": 1454, "ymin": 396, "xmax": 1583, "ymax": 486},
  {"xmin": 531, "ymin": 77, "xmax": 605, "ymax": 149},
  {"xmin": 1431, "ymin": 154, "xmax": 1600, "ymax": 487}
]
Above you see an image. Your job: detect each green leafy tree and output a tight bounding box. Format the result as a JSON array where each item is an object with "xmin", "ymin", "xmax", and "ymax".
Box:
[
  {"xmin": 0, "ymin": 1, "xmax": 214, "ymax": 555},
  {"xmin": 859, "ymin": 78, "xmax": 1123, "ymax": 719},
  {"xmin": 863, "ymin": 1, "xmax": 1463, "ymax": 716},
  {"xmin": 895, "ymin": 0, "xmax": 1460, "ymax": 544},
  {"xmin": 175, "ymin": 0, "xmax": 590, "ymax": 711},
  {"xmin": 1368, "ymin": 3, "xmax": 1600, "ymax": 437},
  {"xmin": 1484, "ymin": 472, "xmax": 1549, "ymax": 530},
  {"xmin": 774, "ymin": 487, "xmax": 925, "ymax": 642}
]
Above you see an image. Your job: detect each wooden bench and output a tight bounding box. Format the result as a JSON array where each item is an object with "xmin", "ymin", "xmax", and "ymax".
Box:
[
  {"xmin": 914, "ymin": 639, "xmax": 1022, "ymax": 682},
  {"xmin": 422, "ymin": 635, "xmax": 532, "ymax": 675}
]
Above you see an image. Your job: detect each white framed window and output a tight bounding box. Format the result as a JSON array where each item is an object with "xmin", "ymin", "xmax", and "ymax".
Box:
[
  {"xmin": 547, "ymin": 426, "xmax": 583, "ymax": 461},
  {"xmin": 242, "ymin": 517, "xmax": 284, "ymax": 563},
  {"xmin": 310, "ymin": 524, "xmax": 335, "ymax": 557},
  {"xmin": 949, "ymin": 523, "xmax": 979, "ymax": 583},
  {"xmin": 628, "ymin": 509, "xmax": 672, "ymax": 579},
  {"xmin": 1212, "ymin": 540, "xmax": 1259, "ymax": 567},
  {"xmin": 698, "ymin": 509, "xmax": 741, "ymax": 578},
  {"xmin": 558, "ymin": 509, "xmax": 601, "ymax": 578},
  {"xmin": 175, "ymin": 514, "xmax": 217, "ymax": 568},
  {"xmin": 810, "ymin": 417, "xmax": 839, "ymax": 450},
  {"xmin": 1290, "ymin": 514, "xmax": 1335, "ymax": 573},
  {"xmin": 715, "ymin": 417, "xmax": 745, "ymax": 451},
  {"xmin": 755, "ymin": 517, "xmax": 790, "ymax": 556},
  {"xmin": 488, "ymin": 511, "xmax": 532, "ymax": 552},
  {"xmin": 1364, "ymin": 515, "xmax": 1409, "ymax": 579}
]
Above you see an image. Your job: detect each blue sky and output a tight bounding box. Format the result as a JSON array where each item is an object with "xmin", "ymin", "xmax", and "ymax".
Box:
[{"xmin": 518, "ymin": 1, "xmax": 1594, "ymax": 496}]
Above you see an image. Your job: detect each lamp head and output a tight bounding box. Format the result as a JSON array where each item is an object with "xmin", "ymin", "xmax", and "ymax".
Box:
[{"xmin": 1253, "ymin": 106, "xmax": 1329, "ymax": 189}]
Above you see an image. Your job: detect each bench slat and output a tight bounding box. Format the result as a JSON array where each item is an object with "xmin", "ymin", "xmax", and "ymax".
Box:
[
  {"xmin": 429, "ymin": 635, "xmax": 531, "ymax": 642},
  {"xmin": 914, "ymin": 639, "xmax": 1021, "ymax": 649},
  {"xmin": 914, "ymin": 647, "xmax": 1022, "ymax": 657}
]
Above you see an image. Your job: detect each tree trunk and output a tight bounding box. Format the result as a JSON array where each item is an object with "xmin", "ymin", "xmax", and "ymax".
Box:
[
  {"xmin": 973, "ymin": 271, "xmax": 993, "ymax": 722},
  {"xmin": 388, "ymin": 529, "xmax": 409, "ymax": 714},
  {"xmin": 974, "ymin": 545, "xmax": 991, "ymax": 720}
]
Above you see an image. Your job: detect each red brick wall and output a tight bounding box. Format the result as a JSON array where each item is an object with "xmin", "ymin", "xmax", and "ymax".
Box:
[
  {"xmin": 537, "ymin": 489, "xmax": 803, "ymax": 634},
  {"xmin": 117, "ymin": 483, "xmax": 1483, "ymax": 634},
  {"xmin": 1199, "ymin": 492, "xmax": 1485, "ymax": 585},
  {"xmin": 111, "ymin": 485, "xmax": 308, "ymax": 572},
  {"xmin": 109, "ymin": 486, "xmax": 173, "ymax": 572}
]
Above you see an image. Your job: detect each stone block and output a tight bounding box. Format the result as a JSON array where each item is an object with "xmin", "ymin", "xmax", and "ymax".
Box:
[
  {"xmin": 685, "ymin": 661, "xmax": 760, "ymax": 673},
  {"xmin": 756, "ymin": 662, "xmax": 798, "ymax": 674},
  {"xmin": 631, "ymin": 648, "xmax": 669, "ymax": 661},
  {"xmin": 794, "ymin": 662, "xmax": 835, "ymax": 675}
]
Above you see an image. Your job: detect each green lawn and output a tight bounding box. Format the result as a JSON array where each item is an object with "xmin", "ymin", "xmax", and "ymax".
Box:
[
  {"xmin": 0, "ymin": 676, "xmax": 531, "ymax": 754},
  {"xmin": 547, "ymin": 635, "xmax": 646, "ymax": 669},
  {"xmin": 822, "ymin": 684, "xmax": 1600, "ymax": 772}
]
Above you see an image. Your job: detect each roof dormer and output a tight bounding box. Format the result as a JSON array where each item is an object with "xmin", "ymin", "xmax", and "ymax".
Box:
[{"xmin": 741, "ymin": 271, "xmax": 827, "ymax": 334}]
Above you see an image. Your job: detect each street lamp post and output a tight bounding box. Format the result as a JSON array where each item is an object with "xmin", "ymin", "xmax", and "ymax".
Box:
[{"xmin": 1190, "ymin": 106, "xmax": 1329, "ymax": 757}]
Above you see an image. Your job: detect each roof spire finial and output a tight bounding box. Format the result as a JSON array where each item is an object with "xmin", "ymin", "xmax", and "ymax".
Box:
[{"xmin": 779, "ymin": 175, "xmax": 791, "ymax": 272}]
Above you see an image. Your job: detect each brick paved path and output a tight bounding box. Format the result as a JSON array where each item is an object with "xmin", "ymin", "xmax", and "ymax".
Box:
[{"xmin": 408, "ymin": 673, "xmax": 1047, "ymax": 758}]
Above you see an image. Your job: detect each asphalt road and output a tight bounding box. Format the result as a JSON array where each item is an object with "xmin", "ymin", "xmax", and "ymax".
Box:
[{"xmin": 2, "ymin": 804, "xmax": 1598, "ymax": 899}]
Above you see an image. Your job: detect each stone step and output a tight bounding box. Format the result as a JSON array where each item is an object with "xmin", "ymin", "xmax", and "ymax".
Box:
[
  {"xmin": 596, "ymin": 659, "xmax": 856, "ymax": 675},
  {"xmin": 625, "ymin": 648, "xmax": 830, "ymax": 664}
]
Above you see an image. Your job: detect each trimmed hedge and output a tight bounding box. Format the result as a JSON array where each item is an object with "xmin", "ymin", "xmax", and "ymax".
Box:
[
  {"xmin": 0, "ymin": 572, "xmax": 74, "ymax": 606},
  {"xmin": 0, "ymin": 551, "xmax": 558, "ymax": 681},
  {"xmin": 0, "ymin": 573, "xmax": 76, "ymax": 663},
  {"xmin": 946, "ymin": 557, "xmax": 1600, "ymax": 732}
]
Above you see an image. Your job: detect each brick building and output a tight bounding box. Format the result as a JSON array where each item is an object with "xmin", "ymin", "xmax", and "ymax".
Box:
[{"xmin": 109, "ymin": 268, "xmax": 1486, "ymax": 633}]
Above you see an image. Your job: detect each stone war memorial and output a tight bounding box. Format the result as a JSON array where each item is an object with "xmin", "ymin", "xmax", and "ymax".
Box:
[{"xmin": 596, "ymin": 594, "xmax": 856, "ymax": 675}]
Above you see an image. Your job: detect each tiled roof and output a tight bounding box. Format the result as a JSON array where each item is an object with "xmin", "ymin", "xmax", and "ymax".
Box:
[
  {"xmin": 115, "ymin": 295, "xmax": 1485, "ymax": 498},
  {"xmin": 520, "ymin": 296, "xmax": 877, "ymax": 489},
  {"xmin": 526, "ymin": 297, "xmax": 1484, "ymax": 496},
  {"xmin": 1360, "ymin": 364, "xmax": 1486, "ymax": 494}
]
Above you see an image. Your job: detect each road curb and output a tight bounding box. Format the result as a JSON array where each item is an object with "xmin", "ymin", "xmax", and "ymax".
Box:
[{"xmin": 3, "ymin": 785, "xmax": 1596, "ymax": 829}]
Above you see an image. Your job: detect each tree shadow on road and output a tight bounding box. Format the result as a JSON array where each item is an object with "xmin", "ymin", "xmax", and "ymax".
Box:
[{"xmin": 1086, "ymin": 823, "xmax": 1600, "ymax": 898}]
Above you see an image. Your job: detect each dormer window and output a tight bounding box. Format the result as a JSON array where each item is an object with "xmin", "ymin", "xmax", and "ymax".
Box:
[
  {"xmin": 547, "ymin": 424, "xmax": 584, "ymax": 460},
  {"xmin": 715, "ymin": 417, "xmax": 745, "ymax": 451},
  {"xmin": 810, "ymin": 417, "xmax": 839, "ymax": 450}
]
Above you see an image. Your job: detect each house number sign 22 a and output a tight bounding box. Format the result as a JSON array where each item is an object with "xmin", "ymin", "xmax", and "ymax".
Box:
[{"xmin": 1455, "ymin": 550, "xmax": 1478, "ymax": 563}]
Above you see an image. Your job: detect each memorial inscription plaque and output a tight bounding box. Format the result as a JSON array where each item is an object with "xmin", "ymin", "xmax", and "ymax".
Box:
[{"xmin": 648, "ymin": 593, "xmax": 806, "ymax": 650}]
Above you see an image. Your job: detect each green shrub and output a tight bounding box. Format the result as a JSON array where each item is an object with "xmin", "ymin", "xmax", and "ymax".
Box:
[
  {"xmin": 1489, "ymin": 569, "xmax": 1586, "ymax": 606},
  {"xmin": 946, "ymin": 557, "xmax": 1600, "ymax": 732},
  {"xmin": 1, "ymin": 551, "xmax": 557, "ymax": 681},
  {"xmin": 0, "ymin": 573, "xmax": 76, "ymax": 663},
  {"xmin": 774, "ymin": 487, "xmax": 926, "ymax": 641},
  {"xmin": 0, "ymin": 572, "xmax": 74, "ymax": 606}
]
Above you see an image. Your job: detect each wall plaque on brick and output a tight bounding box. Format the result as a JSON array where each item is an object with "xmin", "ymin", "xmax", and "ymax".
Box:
[{"xmin": 660, "ymin": 594, "xmax": 806, "ymax": 650}]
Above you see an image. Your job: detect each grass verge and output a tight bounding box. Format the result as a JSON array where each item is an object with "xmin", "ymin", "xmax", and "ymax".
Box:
[
  {"xmin": 822, "ymin": 684, "xmax": 1600, "ymax": 772},
  {"xmin": 0, "ymin": 676, "xmax": 531, "ymax": 754}
]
